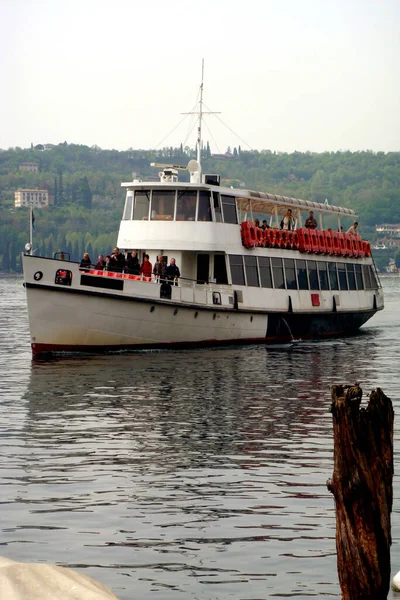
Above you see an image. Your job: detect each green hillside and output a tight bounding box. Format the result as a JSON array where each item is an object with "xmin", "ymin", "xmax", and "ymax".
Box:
[{"xmin": 1, "ymin": 143, "xmax": 399, "ymax": 272}]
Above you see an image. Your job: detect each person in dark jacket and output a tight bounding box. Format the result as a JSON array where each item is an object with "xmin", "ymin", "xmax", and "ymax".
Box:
[
  {"xmin": 108, "ymin": 247, "xmax": 125, "ymax": 272},
  {"xmin": 79, "ymin": 252, "xmax": 92, "ymax": 270},
  {"xmin": 305, "ymin": 211, "xmax": 317, "ymax": 229},
  {"xmin": 165, "ymin": 258, "xmax": 180, "ymax": 281},
  {"xmin": 126, "ymin": 251, "xmax": 140, "ymax": 274}
]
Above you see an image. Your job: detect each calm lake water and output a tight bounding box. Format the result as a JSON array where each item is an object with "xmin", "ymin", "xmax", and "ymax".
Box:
[{"xmin": 1, "ymin": 276, "xmax": 400, "ymax": 599}]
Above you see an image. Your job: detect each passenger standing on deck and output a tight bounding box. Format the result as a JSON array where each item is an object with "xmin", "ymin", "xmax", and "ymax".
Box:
[
  {"xmin": 126, "ymin": 251, "xmax": 140, "ymax": 275},
  {"xmin": 109, "ymin": 247, "xmax": 125, "ymax": 272},
  {"xmin": 153, "ymin": 255, "xmax": 166, "ymax": 281},
  {"xmin": 261, "ymin": 219, "xmax": 270, "ymax": 230},
  {"xmin": 347, "ymin": 222, "xmax": 359, "ymax": 235},
  {"xmin": 79, "ymin": 252, "xmax": 92, "ymax": 270},
  {"xmin": 140, "ymin": 254, "xmax": 152, "ymax": 278},
  {"xmin": 165, "ymin": 258, "xmax": 181, "ymax": 282},
  {"xmin": 281, "ymin": 209, "xmax": 295, "ymax": 231},
  {"xmin": 305, "ymin": 211, "xmax": 317, "ymax": 229},
  {"xmin": 95, "ymin": 255, "xmax": 106, "ymax": 269}
]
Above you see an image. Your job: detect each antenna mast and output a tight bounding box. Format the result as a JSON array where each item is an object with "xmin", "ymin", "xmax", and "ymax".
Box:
[
  {"xmin": 197, "ymin": 59, "xmax": 204, "ymax": 169},
  {"xmin": 182, "ymin": 60, "xmax": 220, "ymax": 183}
]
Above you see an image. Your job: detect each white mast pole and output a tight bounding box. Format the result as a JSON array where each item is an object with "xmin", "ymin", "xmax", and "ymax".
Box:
[
  {"xmin": 196, "ymin": 59, "xmax": 204, "ymax": 174},
  {"xmin": 29, "ymin": 203, "xmax": 33, "ymax": 255}
]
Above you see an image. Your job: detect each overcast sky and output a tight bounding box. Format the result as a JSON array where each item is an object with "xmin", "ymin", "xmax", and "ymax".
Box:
[{"xmin": 1, "ymin": 0, "xmax": 399, "ymax": 153}]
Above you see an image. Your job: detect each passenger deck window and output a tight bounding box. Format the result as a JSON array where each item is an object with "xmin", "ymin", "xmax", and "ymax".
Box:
[
  {"xmin": 229, "ymin": 255, "xmax": 245, "ymax": 285},
  {"xmin": 271, "ymin": 257, "xmax": 285, "ymax": 289},
  {"xmin": 338, "ymin": 264, "xmax": 348, "ymax": 290},
  {"xmin": 151, "ymin": 191, "xmax": 175, "ymax": 220},
  {"xmin": 258, "ymin": 257, "xmax": 273, "ymax": 288},
  {"xmin": 307, "ymin": 260, "xmax": 319, "ymax": 290},
  {"xmin": 177, "ymin": 191, "xmax": 197, "ymax": 221},
  {"xmin": 328, "ymin": 263, "xmax": 339, "ymax": 290},
  {"xmin": 284, "ymin": 258, "xmax": 297, "ymax": 290},
  {"xmin": 318, "ymin": 262, "xmax": 329, "ymax": 290},
  {"xmin": 198, "ymin": 191, "xmax": 211, "ymax": 221},
  {"xmin": 347, "ymin": 264, "xmax": 357, "ymax": 290},
  {"xmin": 244, "ymin": 256, "xmax": 259, "ymax": 287},
  {"xmin": 133, "ymin": 191, "xmax": 150, "ymax": 220},
  {"xmin": 355, "ymin": 263, "xmax": 363, "ymax": 290},
  {"xmin": 362, "ymin": 264, "xmax": 372, "ymax": 289},
  {"xmin": 369, "ymin": 266, "xmax": 379, "ymax": 289},
  {"xmin": 221, "ymin": 195, "xmax": 238, "ymax": 224},
  {"xmin": 296, "ymin": 259, "xmax": 309, "ymax": 290}
]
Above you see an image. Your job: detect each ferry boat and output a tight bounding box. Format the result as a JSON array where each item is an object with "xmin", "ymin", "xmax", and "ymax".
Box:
[{"xmin": 21, "ymin": 87, "xmax": 384, "ymax": 356}]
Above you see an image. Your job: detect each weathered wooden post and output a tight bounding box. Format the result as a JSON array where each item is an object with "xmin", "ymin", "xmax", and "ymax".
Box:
[{"xmin": 327, "ymin": 384, "xmax": 393, "ymax": 600}]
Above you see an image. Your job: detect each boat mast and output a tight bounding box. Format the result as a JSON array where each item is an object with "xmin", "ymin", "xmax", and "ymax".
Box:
[{"xmin": 196, "ymin": 59, "xmax": 204, "ymax": 172}]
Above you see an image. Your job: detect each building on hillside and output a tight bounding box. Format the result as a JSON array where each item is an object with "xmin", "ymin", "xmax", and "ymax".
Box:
[
  {"xmin": 15, "ymin": 189, "xmax": 49, "ymax": 208},
  {"xmin": 375, "ymin": 224, "xmax": 400, "ymax": 236},
  {"xmin": 211, "ymin": 152, "xmax": 234, "ymax": 159},
  {"xmin": 19, "ymin": 162, "xmax": 38, "ymax": 173}
]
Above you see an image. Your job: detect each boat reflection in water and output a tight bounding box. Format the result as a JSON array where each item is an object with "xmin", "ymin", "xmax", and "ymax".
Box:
[{"xmin": 10, "ymin": 335, "xmax": 384, "ymax": 599}]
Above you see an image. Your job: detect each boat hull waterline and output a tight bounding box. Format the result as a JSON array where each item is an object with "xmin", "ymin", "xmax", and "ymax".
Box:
[{"xmin": 25, "ymin": 278, "xmax": 379, "ymax": 355}]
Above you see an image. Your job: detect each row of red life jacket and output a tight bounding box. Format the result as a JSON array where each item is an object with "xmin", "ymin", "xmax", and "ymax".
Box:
[{"xmin": 240, "ymin": 222, "xmax": 371, "ymax": 258}]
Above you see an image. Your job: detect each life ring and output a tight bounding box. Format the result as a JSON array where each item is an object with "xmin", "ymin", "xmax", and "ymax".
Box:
[
  {"xmin": 309, "ymin": 229, "xmax": 319, "ymax": 253},
  {"xmin": 297, "ymin": 228, "xmax": 311, "ymax": 252},
  {"xmin": 338, "ymin": 233, "xmax": 346, "ymax": 256},
  {"xmin": 280, "ymin": 229, "xmax": 289, "ymax": 248},
  {"xmin": 331, "ymin": 232, "xmax": 340, "ymax": 255},
  {"xmin": 256, "ymin": 227, "xmax": 264, "ymax": 247},
  {"xmin": 274, "ymin": 229, "xmax": 284, "ymax": 248},
  {"xmin": 363, "ymin": 240, "xmax": 371, "ymax": 257},
  {"xmin": 324, "ymin": 231, "xmax": 334, "ymax": 255},
  {"xmin": 290, "ymin": 231, "xmax": 299, "ymax": 250},
  {"xmin": 317, "ymin": 230, "xmax": 327, "ymax": 254},
  {"xmin": 269, "ymin": 228, "xmax": 278, "ymax": 247},
  {"xmin": 344, "ymin": 233, "xmax": 353, "ymax": 257}
]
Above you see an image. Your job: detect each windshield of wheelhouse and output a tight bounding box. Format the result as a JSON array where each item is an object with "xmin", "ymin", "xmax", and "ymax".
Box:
[{"xmin": 127, "ymin": 190, "xmax": 239, "ymax": 223}]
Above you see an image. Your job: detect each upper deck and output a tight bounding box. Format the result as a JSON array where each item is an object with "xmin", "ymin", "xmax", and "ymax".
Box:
[{"xmin": 118, "ymin": 171, "xmax": 356, "ymax": 251}]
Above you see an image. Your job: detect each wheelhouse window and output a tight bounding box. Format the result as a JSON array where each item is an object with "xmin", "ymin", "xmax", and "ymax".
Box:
[
  {"xmin": 176, "ymin": 190, "xmax": 197, "ymax": 221},
  {"xmin": 338, "ymin": 263, "xmax": 348, "ymax": 290},
  {"xmin": 355, "ymin": 263, "xmax": 363, "ymax": 290},
  {"xmin": 328, "ymin": 263, "xmax": 339, "ymax": 290},
  {"xmin": 151, "ymin": 190, "xmax": 175, "ymax": 220},
  {"xmin": 221, "ymin": 195, "xmax": 238, "ymax": 224},
  {"xmin": 296, "ymin": 259, "xmax": 309, "ymax": 290},
  {"xmin": 346, "ymin": 264, "xmax": 357, "ymax": 290},
  {"xmin": 369, "ymin": 266, "xmax": 379, "ymax": 289},
  {"xmin": 318, "ymin": 262, "xmax": 329, "ymax": 291},
  {"xmin": 307, "ymin": 260, "xmax": 319, "ymax": 290},
  {"xmin": 258, "ymin": 257, "xmax": 273, "ymax": 288},
  {"xmin": 213, "ymin": 192, "xmax": 222, "ymax": 222},
  {"xmin": 198, "ymin": 191, "xmax": 211, "ymax": 221},
  {"xmin": 133, "ymin": 191, "xmax": 150, "ymax": 220},
  {"xmin": 271, "ymin": 257, "xmax": 285, "ymax": 289},
  {"xmin": 284, "ymin": 258, "xmax": 297, "ymax": 290},
  {"xmin": 362, "ymin": 265, "xmax": 372, "ymax": 289},
  {"xmin": 244, "ymin": 256, "xmax": 259, "ymax": 287},
  {"xmin": 123, "ymin": 192, "xmax": 133, "ymax": 220},
  {"xmin": 229, "ymin": 255, "xmax": 245, "ymax": 286}
]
